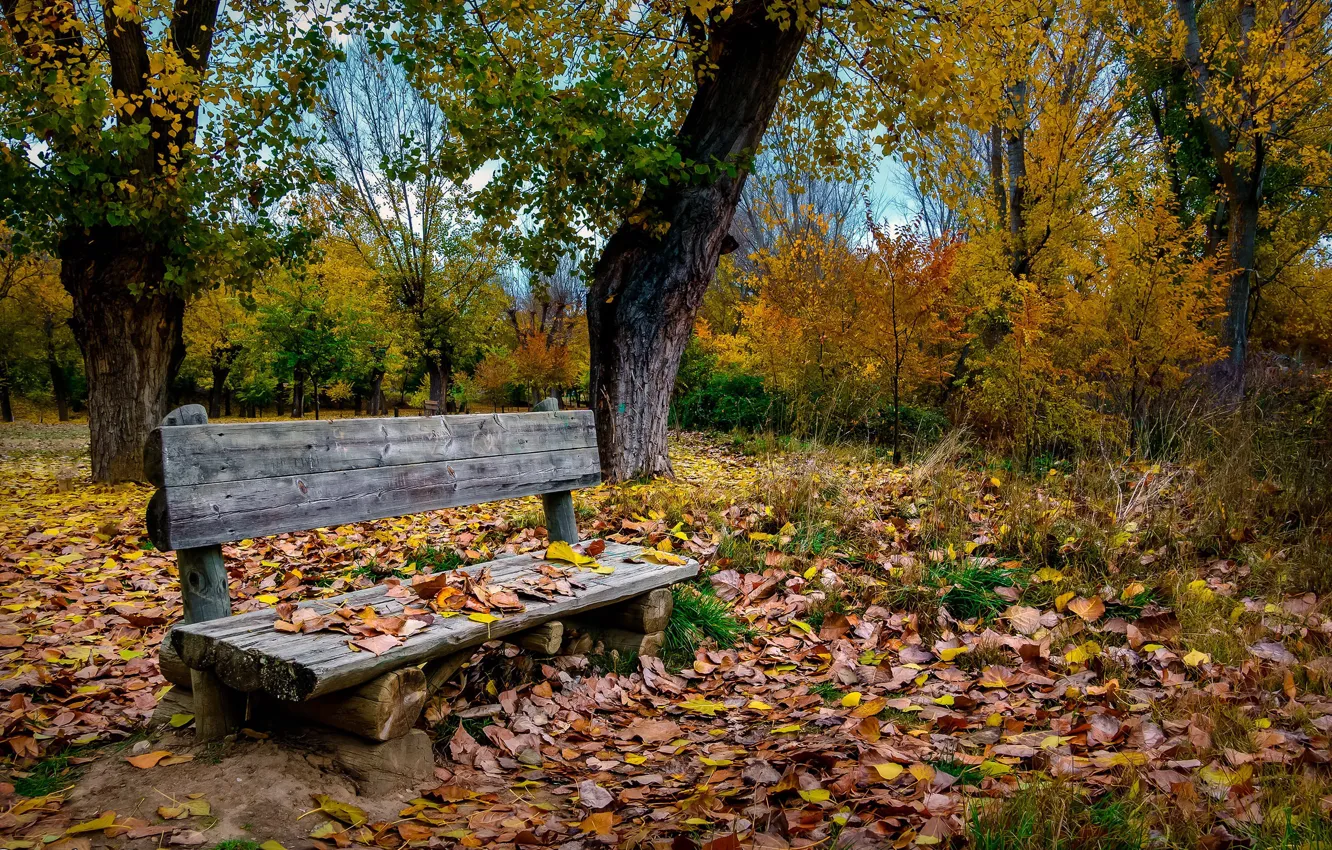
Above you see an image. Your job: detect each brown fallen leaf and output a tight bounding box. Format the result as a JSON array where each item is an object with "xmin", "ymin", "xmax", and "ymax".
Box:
[
  {"xmin": 1068, "ymin": 596, "xmax": 1106, "ymax": 622},
  {"xmin": 126, "ymin": 751, "xmax": 172, "ymax": 769}
]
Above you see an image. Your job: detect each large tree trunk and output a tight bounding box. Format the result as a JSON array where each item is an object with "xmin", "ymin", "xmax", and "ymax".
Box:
[
  {"xmin": 62, "ymin": 227, "xmax": 182, "ymax": 482},
  {"xmin": 587, "ymin": 4, "xmax": 808, "ymax": 481}
]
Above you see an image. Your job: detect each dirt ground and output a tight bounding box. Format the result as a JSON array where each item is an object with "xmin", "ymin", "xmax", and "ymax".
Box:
[{"xmin": 60, "ymin": 731, "xmax": 432, "ymax": 847}]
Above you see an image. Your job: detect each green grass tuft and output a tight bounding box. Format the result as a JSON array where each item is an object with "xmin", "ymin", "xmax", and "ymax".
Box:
[
  {"xmin": 409, "ymin": 545, "xmax": 464, "ymax": 573},
  {"xmin": 930, "ymin": 560, "xmax": 1019, "ymax": 621},
  {"xmin": 663, "ymin": 583, "xmax": 749, "ymax": 668}
]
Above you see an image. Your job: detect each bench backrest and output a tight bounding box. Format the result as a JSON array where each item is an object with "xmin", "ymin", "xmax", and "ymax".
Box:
[{"xmin": 144, "ymin": 406, "xmax": 599, "ymax": 551}]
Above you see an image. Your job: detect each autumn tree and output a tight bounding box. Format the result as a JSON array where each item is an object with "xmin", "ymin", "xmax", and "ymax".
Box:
[
  {"xmin": 1121, "ymin": 0, "xmax": 1332, "ymax": 389},
  {"xmin": 0, "ymin": 0, "xmax": 336, "ymax": 478},
  {"xmin": 863, "ymin": 221, "xmax": 961, "ymax": 463},
  {"xmin": 317, "ymin": 40, "xmax": 509, "ymax": 409},
  {"xmin": 358, "ymin": 0, "xmax": 954, "ymax": 479}
]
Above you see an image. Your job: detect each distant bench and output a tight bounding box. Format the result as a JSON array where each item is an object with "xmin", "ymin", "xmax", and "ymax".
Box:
[{"xmin": 144, "ymin": 400, "xmax": 697, "ymax": 768}]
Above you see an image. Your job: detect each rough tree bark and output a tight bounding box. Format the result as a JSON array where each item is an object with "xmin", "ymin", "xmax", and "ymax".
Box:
[
  {"xmin": 62, "ymin": 227, "xmax": 184, "ymax": 481},
  {"xmin": 587, "ymin": 2, "xmax": 808, "ymax": 481},
  {"xmin": 3, "ymin": 0, "xmax": 223, "ymax": 480}
]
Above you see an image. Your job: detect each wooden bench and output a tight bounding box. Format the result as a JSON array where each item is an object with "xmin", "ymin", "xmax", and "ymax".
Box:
[{"xmin": 143, "ymin": 400, "xmax": 698, "ymax": 763}]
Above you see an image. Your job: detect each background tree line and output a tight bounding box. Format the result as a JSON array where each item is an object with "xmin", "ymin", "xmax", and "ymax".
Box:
[{"xmin": 2, "ymin": 0, "xmax": 1329, "ymax": 481}]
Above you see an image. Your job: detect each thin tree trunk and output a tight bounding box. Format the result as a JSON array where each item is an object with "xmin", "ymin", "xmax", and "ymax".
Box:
[
  {"xmin": 587, "ymin": 3, "xmax": 808, "ymax": 481},
  {"xmin": 0, "ymin": 360, "xmax": 13, "ymax": 422},
  {"xmin": 313, "ymin": 375, "xmax": 321, "ymax": 420},
  {"xmin": 989, "ymin": 124, "xmax": 1007, "ymax": 225},
  {"xmin": 292, "ymin": 372, "xmax": 305, "ymax": 418},
  {"xmin": 44, "ymin": 317, "xmax": 71, "ymax": 421},
  {"xmin": 1005, "ymin": 81, "xmax": 1029, "ymax": 279},
  {"xmin": 208, "ymin": 364, "xmax": 230, "ymax": 419},
  {"xmin": 223, "ymin": 388, "xmax": 231, "ymax": 417},
  {"xmin": 61, "ymin": 227, "xmax": 182, "ymax": 482},
  {"xmin": 1222, "ymin": 177, "xmax": 1261, "ymax": 384}
]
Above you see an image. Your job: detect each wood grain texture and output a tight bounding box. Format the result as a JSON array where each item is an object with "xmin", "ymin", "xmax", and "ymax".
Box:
[
  {"xmin": 601, "ymin": 588, "xmax": 673, "ymax": 633},
  {"xmin": 151, "ymin": 446, "xmax": 600, "ymax": 551},
  {"xmin": 147, "ymin": 410, "xmax": 595, "ymax": 487},
  {"xmin": 301, "ymin": 728, "xmax": 435, "ymax": 796},
  {"xmin": 178, "ymin": 545, "xmax": 230, "ymax": 623},
  {"xmin": 506, "ymin": 621, "xmax": 563, "ymax": 654},
  {"xmin": 282, "ymin": 666, "xmax": 427, "ymax": 741},
  {"xmin": 172, "ymin": 543, "xmax": 698, "ymax": 701}
]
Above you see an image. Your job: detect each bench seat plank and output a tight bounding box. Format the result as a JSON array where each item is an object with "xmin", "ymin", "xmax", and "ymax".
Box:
[
  {"xmin": 149, "ymin": 446, "xmax": 600, "ymax": 550},
  {"xmin": 172, "ymin": 543, "xmax": 697, "ymax": 701}
]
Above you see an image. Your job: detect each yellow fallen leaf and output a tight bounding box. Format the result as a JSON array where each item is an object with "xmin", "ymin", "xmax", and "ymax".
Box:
[
  {"xmin": 747, "ymin": 700, "xmax": 773, "ymax": 711},
  {"xmin": 841, "ymin": 692, "xmax": 862, "ymax": 708},
  {"xmin": 1183, "ymin": 649, "xmax": 1211, "ymax": 667},
  {"xmin": 978, "ymin": 760, "xmax": 1011, "ymax": 776},
  {"xmin": 873, "ymin": 763, "xmax": 904, "ymax": 780},
  {"xmin": 1055, "ymin": 591, "xmax": 1076, "ymax": 612},
  {"xmin": 632, "ymin": 550, "xmax": 686, "ymax": 566},
  {"xmin": 260, "ymin": 842, "xmax": 287, "ymax": 850},
  {"xmin": 66, "ymin": 811, "xmax": 117, "ymax": 834},
  {"xmin": 1032, "ymin": 567, "xmax": 1065, "ymax": 583},
  {"xmin": 771, "ymin": 722, "xmax": 803, "ymax": 733},
  {"xmin": 256, "ymin": 594, "xmax": 279, "ymax": 604},
  {"xmin": 544, "ymin": 541, "xmax": 597, "ymax": 567},
  {"xmin": 679, "ymin": 697, "xmax": 727, "ymax": 716},
  {"xmin": 1065, "ymin": 641, "xmax": 1100, "ymax": 665},
  {"xmin": 790, "ymin": 619, "xmax": 813, "ymax": 634},
  {"xmin": 168, "ymin": 713, "xmax": 194, "ymax": 728},
  {"xmin": 624, "ymin": 753, "xmax": 648, "ymax": 765},
  {"xmin": 933, "ymin": 694, "xmax": 955, "ymax": 706},
  {"xmin": 798, "ymin": 789, "xmax": 830, "ymax": 803},
  {"xmin": 699, "ymin": 757, "xmax": 733, "ymax": 766},
  {"xmin": 468, "ymin": 612, "xmax": 500, "ymax": 624},
  {"xmin": 939, "ymin": 646, "xmax": 969, "ymax": 662},
  {"xmin": 312, "ymin": 793, "xmax": 368, "ymax": 826}
]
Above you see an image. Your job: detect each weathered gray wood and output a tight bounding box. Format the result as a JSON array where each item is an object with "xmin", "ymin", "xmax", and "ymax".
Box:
[
  {"xmin": 145, "ymin": 409, "xmax": 596, "ymax": 488},
  {"xmin": 541, "ymin": 492, "xmax": 578, "ymax": 543},
  {"xmin": 282, "ymin": 666, "xmax": 427, "ymax": 741},
  {"xmin": 567, "ymin": 624, "xmax": 665, "ymax": 658},
  {"xmin": 154, "ymin": 406, "xmax": 242, "ymax": 743},
  {"xmin": 150, "ymin": 446, "xmax": 600, "ymax": 551},
  {"xmin": 191, "ymin": 668, "xmax": 242, "ymax": 741},
  {"xmin": 301, "ymin": 728, "xmax": 435, "ymax": 796},
  {"xmin": 602, "ymin": 588, "xmax": 673, "ymax": 633},
  {"xmin": 178, "ymin": 545, "xmax": 231, "ymax": 623},
  {"xmin": 506, "ymin": 621, "xmax": 563, "ymax": 655},
  {"xmin": 530, "ymin": 399, "xmax": 580, "ymax": 543},
  {"xmin": 173, "ymin": 543, "xmax": 698, "ymax": 700},
  {"xmin": 159, "ymin": 630, "xmax": 192, "ymax": 689},
  {"xmin": 423, "ymin": 650, "xmax": 472, "ymax": 694}
]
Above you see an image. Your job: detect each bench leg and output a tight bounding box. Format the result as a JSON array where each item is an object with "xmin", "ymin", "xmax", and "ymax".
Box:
[{"xmin": 190, "ymin": 668, "xmax": 243, "ymax": 742}]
